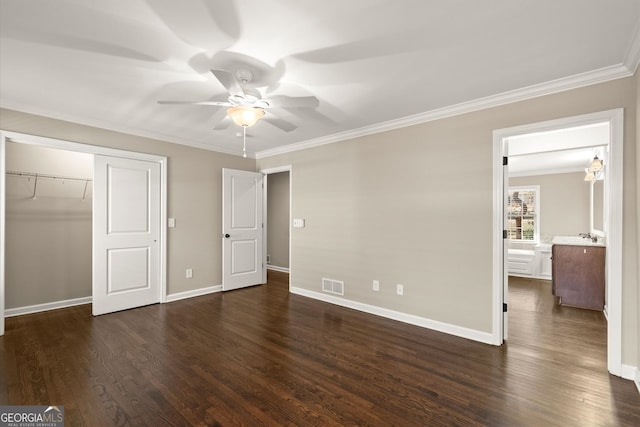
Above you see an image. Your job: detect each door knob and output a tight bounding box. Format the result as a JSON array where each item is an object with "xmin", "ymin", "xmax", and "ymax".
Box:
[{"xmin": 224, "ymin": 233, "xmax": 230, "ymax": 238}]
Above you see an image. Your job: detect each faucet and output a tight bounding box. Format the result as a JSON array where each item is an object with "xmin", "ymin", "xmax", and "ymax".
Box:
[{"xmin": 579, "ymin": 232, "xmax": 599, "ymax": 243}]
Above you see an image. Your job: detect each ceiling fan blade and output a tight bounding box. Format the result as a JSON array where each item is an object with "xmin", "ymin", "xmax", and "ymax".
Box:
[
  {"xmin": 264, "ymin": 95, "xmax": 319, "ymax": 109},
  {"xmin": 263, "ymin": 116, "xmax": 297, "ymax": 133},
  {"xmin": 1, "ymin": 1, "xmax": 169, "ymax": 62},
  {"xmin": 211, "ymin": 69, "xmax": 245, "ymax": 97},
  {"xmin": 213, "ymin": 116, "xmax": 232, "ymax": 130},
  {"xmin": 210, "ymin": 108, "xmax": 229, "ymax": 130},
  {"xmin": 271, "ymin": 107, "xmax": 337, "ymax": 126},
  {"xmin": 145, "ymin": 0, "xmax": 240, "ymax": 50},
  {"xmin": 158, "ymin": 100, "xmax": 231, "ymax": 106},
  {"xmin": 289, "ymin": 30, "xmax": 439, "ymax": 65}
]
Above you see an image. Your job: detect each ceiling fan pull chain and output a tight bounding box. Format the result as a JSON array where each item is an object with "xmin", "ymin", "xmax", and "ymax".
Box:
[{"xmin": 243, "ymin": 126, "xmax": 247, "ymax": 158}]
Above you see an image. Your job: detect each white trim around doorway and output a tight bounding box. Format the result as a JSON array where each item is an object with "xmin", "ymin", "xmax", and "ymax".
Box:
[
  {"xmin": 0, "ymin": 130, "xmax": 168, "ymax": 336},
  {"xmin": 492, "ymin": 109, "xmax": 624, "ymax": 377},
  {"xmin": 260, "ymin": 165, "xmax": 292, "ymax": 289}
]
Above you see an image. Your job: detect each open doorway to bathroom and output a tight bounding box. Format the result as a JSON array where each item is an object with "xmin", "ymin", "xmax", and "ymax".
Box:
[
  {"xmin": 493, "ymin": 109, "xmax": 624, "ymax": 377},
  {"xmin": 506, "ymin": 122, "xmax": 610, "ymax": 374}
]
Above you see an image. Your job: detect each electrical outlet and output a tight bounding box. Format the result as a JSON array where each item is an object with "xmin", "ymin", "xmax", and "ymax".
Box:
[
  {"xmin": 186, "ymin": 268, "xmax": 193, "ymax": 279},
  {"xmin": 168, "ymin": 217, "xmax": 176, "ymax": 228},
  {"xmin": 396, "ymin": 284, "xmax": 404, "ymax": 296},
  {"xmin": 373, "ymin": 280, "xmax": 380, "ymax": 291}
]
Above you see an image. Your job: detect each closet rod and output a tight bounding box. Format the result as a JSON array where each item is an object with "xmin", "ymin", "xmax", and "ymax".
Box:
[{"xmin": 6, "ymin": 170, "xmax": 92, "ymax": 183}]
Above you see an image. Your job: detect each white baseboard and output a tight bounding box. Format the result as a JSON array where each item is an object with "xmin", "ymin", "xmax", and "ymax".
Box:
[
  {"xmin": 4, "ymin": 284, "xmax": 224, "ymax": 317},
  {"xmin": 267, "ymin": 265, "xmax": 290, "ymax": 273},
  {"xmin": 165, "ymin": 284, "xmax": 222, "ymax": 303},
  {"xmin": 620, "ymin": 364, "xmax": 640, "ymax": 393},
  {"xmin": 290, "ymin": 286, "xmax": 495, "ymax": 345},
  {"xmin": 5, "ymin": 296, "xmax": 92, "ymax": 317}
]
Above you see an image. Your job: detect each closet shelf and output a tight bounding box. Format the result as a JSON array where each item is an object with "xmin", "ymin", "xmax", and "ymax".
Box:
[
  {"xmin": 6, "ymin": 170, "xmax": 92, "ymax": 182},
  {"xmin": 6, "ymin": 170, "xmax": 92, "ymax": 200}
]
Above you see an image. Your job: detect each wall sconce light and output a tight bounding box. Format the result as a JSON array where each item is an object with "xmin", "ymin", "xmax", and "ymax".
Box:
[
  {"xmin": 584, "ymin": 155, "xmax": 604, "ymax": 182},
  {"xmin": 584, "ymin": 169, "xmax": 596, "ymax": 182},
  {"xmin": 588, "ymin": 155, "xmax": 603, "ymax": 173}
]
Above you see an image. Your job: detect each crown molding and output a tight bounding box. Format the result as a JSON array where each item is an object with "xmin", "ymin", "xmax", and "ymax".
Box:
[
  {"xmin": 2, "ymin": 59, "xmax": 634, "ymax": 163},
  {"xmin": 256, "ymin": 64, "xmax": 633, "ymax": 159},
  {"xmin": 0, "ymin": 101, "xmax": 252, "ymax": 158}
]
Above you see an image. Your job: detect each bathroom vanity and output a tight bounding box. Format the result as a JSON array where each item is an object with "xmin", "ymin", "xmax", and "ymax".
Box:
[{"xmin": 551, "ymin": 236, "xmax": 605, "ymax": 310}]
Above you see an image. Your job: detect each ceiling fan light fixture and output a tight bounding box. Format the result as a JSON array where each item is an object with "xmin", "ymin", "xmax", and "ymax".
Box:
[{"xmin": 227, "ymin": 106, "xmax": 265, "ymax": 127}]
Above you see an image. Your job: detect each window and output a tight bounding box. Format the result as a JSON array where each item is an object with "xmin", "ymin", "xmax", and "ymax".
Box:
[{"xmin": 507, "ymin": 186, "xmax": 539, "ymax": 242}]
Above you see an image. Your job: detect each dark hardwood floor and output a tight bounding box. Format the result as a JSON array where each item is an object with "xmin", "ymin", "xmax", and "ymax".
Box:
[{"xmin": 1, "ymin": 272, "xmax": 638, "ymax": 426}]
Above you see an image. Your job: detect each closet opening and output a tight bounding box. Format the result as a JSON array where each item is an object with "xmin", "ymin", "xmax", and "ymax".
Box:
[
  {"xmin": 5, "ymin": 142, "xmax": 93, "ymax": 316},
  {"xmin": 0, "ymin": 130, "xmax": 168, "ymax": 335}
]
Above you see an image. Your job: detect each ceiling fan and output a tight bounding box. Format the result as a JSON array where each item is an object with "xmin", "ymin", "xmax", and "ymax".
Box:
[{"xmin": 158, "ymin": 68, "xmax": 319, "ymax": 133}]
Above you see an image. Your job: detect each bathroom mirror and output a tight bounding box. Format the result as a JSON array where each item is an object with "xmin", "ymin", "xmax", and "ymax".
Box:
[{"xmin": 590, "ymin": 178, "xmax": 605, "ymax": 236}]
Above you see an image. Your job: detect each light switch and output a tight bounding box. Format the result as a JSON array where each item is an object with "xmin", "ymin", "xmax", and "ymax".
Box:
[
  {"xmin": 293, "ymin": 218, "xmax": 305, "ymax": 228},
  {"xmin": 168, "ymin": 218, "xmax": 176, "ymax": 228}
]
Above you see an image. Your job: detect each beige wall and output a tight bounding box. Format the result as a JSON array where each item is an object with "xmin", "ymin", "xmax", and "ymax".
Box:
[
  {"xmin": 6, "ymin": 143, "xmax": 93, "ymax": 308},
  {"xmin": 1, "ymin": 108, "xmax": 255, "ymax": 296},
  {"xmin": 267, "ymin": 171, "xmax": 290, "ymax": 269},
  {"xmin": 509, "ymin": 172, "xmax": 590, "ymax": 242},
  {"xmin": 257, "ymin": 76, "xmax": 638, "ymax": 367}
]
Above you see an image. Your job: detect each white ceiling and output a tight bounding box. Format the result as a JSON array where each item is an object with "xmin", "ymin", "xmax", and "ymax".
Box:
[
  {"xmin": 508, "ymin": 122, "xmax": 609, "ymax": 176},
  {"xmin": 1, "ymin": 1, "xmax": 639, "ymax": 158}
]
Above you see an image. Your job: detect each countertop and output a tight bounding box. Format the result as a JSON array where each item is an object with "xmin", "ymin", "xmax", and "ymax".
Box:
[{"xmin": 552, "ymin": 236, "xmax": 606, "ymax": 247}]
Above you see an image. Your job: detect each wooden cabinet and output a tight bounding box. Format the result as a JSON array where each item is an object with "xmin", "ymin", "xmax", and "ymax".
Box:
[{"xmin": 552, "ymin": 244, "xmax": 605, "ymax": 310}]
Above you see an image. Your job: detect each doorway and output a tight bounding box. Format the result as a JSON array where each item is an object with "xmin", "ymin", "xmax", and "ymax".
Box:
[
  {"xmin": 0, "ymin": 130, "xmax": 168, "ymax": 336},
  {"xmin": 266, "ymin": 171, "xmax": 290, "ymax": 273},
  {"xmin": 261, "ymin": 165, "xmax": 292, "ymax": 288},
  {"xmin": 492, "ymin": 109, "xmax": 624, "ymax": 376}
]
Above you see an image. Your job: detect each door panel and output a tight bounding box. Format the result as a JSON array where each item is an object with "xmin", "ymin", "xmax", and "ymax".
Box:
[
  {"xmin": 223, "ymin": 168, "xmax": 264, "ymax": 291},
  {"xmin": 93, "ymin": 156, "xmax": 160, "ymax": 315},
  {"xmin": 108, "ymin": 167, "xmax": 150, "ymax": 233},
  {"xmin": 108, "ymin": 247, "xmax": 150, "ymax": 293}
]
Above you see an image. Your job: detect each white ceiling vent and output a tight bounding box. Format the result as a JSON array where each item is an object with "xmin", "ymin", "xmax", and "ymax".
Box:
[{"xmin": 322, "ymin": 278, "xmax": 344, "ymax": 296}]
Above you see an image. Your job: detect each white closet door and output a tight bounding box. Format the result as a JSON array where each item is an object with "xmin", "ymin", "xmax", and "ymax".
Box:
[{"xmin": 93, "ymin": 155, "xmax": 161, "ymax": 315}]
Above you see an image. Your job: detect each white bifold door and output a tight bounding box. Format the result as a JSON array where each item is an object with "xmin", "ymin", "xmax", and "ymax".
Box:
[
  {"xmin": 93, "ymin": 155, "xmax": 161, "ymax": 315},
  {"xmin": 222, "ymin": 168, "xmax": 265, "ymax": 291}
]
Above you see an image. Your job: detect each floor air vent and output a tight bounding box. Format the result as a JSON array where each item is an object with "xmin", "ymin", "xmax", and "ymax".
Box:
[{"xmin": 322, "ymin": 278, "xmax": 344, "ymax": 296}]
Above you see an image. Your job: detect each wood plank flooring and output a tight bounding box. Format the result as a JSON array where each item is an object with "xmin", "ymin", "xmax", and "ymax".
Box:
[{"xmin": 1, "ymin": 272, "xmax": 639, "ymax": 426}]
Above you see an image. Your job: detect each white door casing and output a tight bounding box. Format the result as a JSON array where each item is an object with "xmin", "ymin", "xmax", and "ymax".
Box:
[
  {"xmin": 0, "ymin": 137, "xmax": 5, "ymax": 335},
  {"xmin": 502, "ymin": 154, "xmax": 509, "ymax": 340},
  {"xmin": 260, "ymin": 164, "xmax": 293, "ymax": 286},
  {"xmin": 93, "ymin": 155, "xmax": 161, "ymax": 315},
  {"xmin": 222, "ymin": 168, "xmax": 264, "ymax": 291}
]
